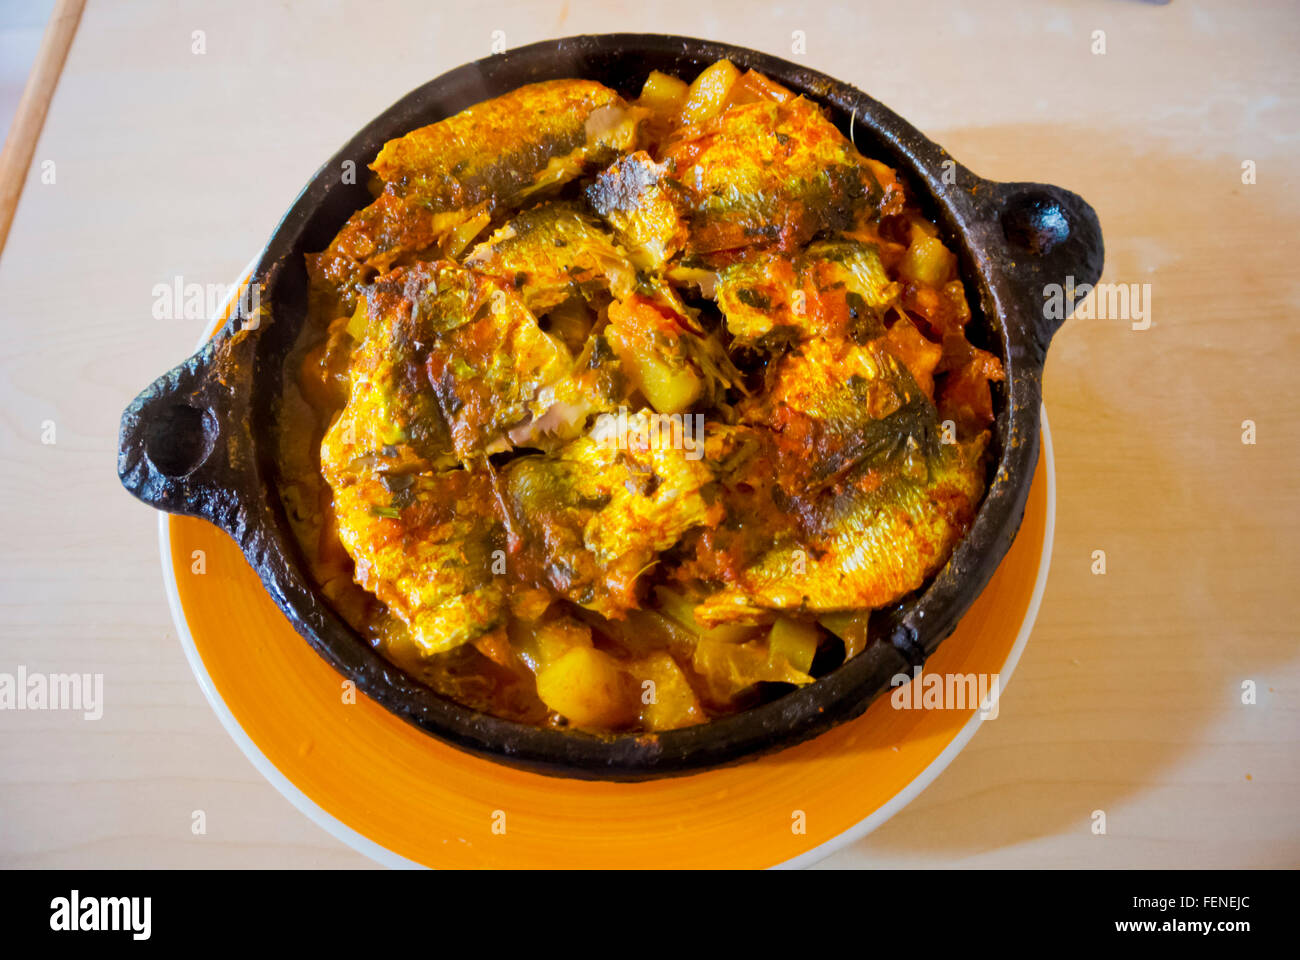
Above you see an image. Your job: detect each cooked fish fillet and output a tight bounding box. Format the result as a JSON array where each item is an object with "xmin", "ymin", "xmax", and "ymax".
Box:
[
  {"xmin": 504, "ymin": 411, "xmax": 722, "ymax": 618},
  {"xmin": 319, "ymin": 266, "xmax": 453, "ymax": 477},
  {"xmin": 714, "ymin": 240, "xmax": 900, "ymax": 345},
  {"xmin": 421, "ymin": 276, "xmax": 572, "ymax": 463},
  {"xmin": 744, "ymin": 336, "xmax": 934, "ymax": 489},
  {"xmin": 691, "ymin": 433, "xmax": 986, "ymax": 625},
  {"xmin": 586, "ymin": 150, "xmax": 689, "ymax": 271},
  {"xmin": 321, "ymin": 260, "xmax": 571, "ymax": 472},
  {"xmin": 308, "ymin": 80, "xmax": 643, "ymax": 311},
  {"xmin": 373, "ymin": 81, "xmax": 641, "ymax": 206},
  {"xmin": 464, "ymin": 200, "xmax": 638, "ymax": 311},
  {"xmin": 687, "ymin": 336, "xmax": 988, "ymax": 624},
  {"xmin": 662, "ymin": 96, "xmax": 884, "ymax": 260},
  {"xmin": 329, "ymin": 470, "xmax": 507, "ymax": 654},
  {"xmin": 503, "ymin": 331, "xmax": 628, "ymax": 451},
  {"xmin": 467, "ymin": 201, "xmax": 734, "ymax": 422}
]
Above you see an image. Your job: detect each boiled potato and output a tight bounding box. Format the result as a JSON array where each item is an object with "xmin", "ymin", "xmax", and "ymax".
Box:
[
  {"xmin": 680, "ymin": 59, "xmax": 741, "ymax": 126},
  {"xmin": 639, "ymin": 70, "xmax": 689, "ymax": 121},
  {"xmin": 536, "ymin": 646, "xmax": 636, "ymax": 729},
  {"xmin": 510, "ymin": 617, "xmax": 592, "ymax": 674},
  {"xmin": 900, "ymin": 223, "xmax": 955, "ymax": 287},
  {"xmin": 633, "ymin": 652, "xmax": 704, "ymax": 730},
  {"xmin": 626, "ymin": 350, "xmax": 701, "ymax": 415}
]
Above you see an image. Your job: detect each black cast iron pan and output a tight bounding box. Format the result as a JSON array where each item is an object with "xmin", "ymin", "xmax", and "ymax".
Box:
[{"xmin": 118, "ymin": 34, "xmax": 1102, "ymax": 780}]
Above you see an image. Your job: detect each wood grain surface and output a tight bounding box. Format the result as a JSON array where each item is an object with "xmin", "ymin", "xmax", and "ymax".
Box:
[
  {"xmin": 0, "ymin": 0, "xmax": 1295, "ymax": 868},
  {"xmin": 0, "ymin": 0, "xmax": 83, "ymax": 256}
]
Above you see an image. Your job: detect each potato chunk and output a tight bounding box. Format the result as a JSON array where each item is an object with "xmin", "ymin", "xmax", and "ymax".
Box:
[
  {"xmin": 638, "ymin": 70, "xmax": 689, "ymax": 122},
  {"xmin": 899, "ymin": 223, "xmax": 956, "ymax": 287},
  {"xmin": 680, "ymin": 59, "xmax": 741, "ymax": 125},
  {"xmin": 536, "ymin": 647, "xmax": 637, "ymax": 729},
  {"xmin": 633, "ymin": 653, "xmax": 705, "ymax": 730}
]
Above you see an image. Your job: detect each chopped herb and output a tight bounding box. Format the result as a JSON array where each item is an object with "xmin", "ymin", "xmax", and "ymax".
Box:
[{"xmin": 735, "ymin": 288, "xmax": 772, "ymax": 310}]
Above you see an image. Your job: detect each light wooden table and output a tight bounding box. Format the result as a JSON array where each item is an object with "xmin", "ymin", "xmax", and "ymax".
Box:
[{"xmin": 0, "ymin": 0, "xmax": 1295, "ymax": 869}]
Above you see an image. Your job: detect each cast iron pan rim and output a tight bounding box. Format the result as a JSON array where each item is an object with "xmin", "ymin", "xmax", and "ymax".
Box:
[{"xmin": 121, "ymin": 33, "xmax": 1102, "ymax": 780}]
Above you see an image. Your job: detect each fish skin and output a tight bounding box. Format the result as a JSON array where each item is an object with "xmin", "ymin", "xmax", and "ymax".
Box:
[
  {"xmin": 744, "ymin": 336, "xmax": 934, "ymax": 490},
  {"xmin": 374, "ymin": 80, "xmax": 640, "ymax": 207},
  {"xmin": 306, "ymin": 193, "xmax": 442, "ymax": 316},
  {"xmin": 320, "ymin": 264, "xmax": 457, "ymax": 478},
  {"xmin": 319, "ymin": 258, "xmax": 574, "ymax": 652},
  {"xmin": 466, "ymin": 197, "xmax": 694, "ymax": 327},
  {"xmin": 662, "ymin": 96, "xmax": 884, "ymax": 262},
  {"xmin": 687, "ymin": 336, "xmax": 988, "ymax": 625},
  {"xmin": 504, "ymin": 410, "xmax": 723, "ymax": 619},
  {"xmin": 714, "ymin": 240, "xmax": 900, "ymax": 346},
  {"xmin": 465, "ymin": 201, "xmax": 654, "ymax": 447},
  {"xmin": 585, "ymin": 150, "xmax": 689, "ymax": 271},
  {"xmin": 466, "ymin": 201, "xmax": 736, "ymax": 427},
  {"xmin": 691, "ymin": 432, "xmax": 986, "ymax": 625},
  {"xmin": 308, "ymin": 80, "xmax": 643, "ymax": 312},
  {"xmin": 328, "ymin": 470, "xmax": 507, "ymax": 654},
  {"xmin": 321, "ymin": 260, "xmax": 572, "ymax": 474},
  {"xmin": 464, "ymin": 200, "xmax": 638, "ymax": 312},
  {"xmin": 421, "ymin": 278, "xmax": 572, "ymax": 464}
]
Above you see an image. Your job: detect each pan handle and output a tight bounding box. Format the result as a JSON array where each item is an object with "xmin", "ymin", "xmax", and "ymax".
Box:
[
  {"xmin": 117, "ymin": 323, "xmax": 263, "ymax": 541},
  {"xmin": 979, "ymin": 180, "xmax": 1104, "ymax": 362}
]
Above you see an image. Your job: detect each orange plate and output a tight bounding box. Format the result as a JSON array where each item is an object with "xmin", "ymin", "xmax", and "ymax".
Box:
[
  {"xmin": 160, "ymin": 282, "xmax": 1053, "ymax": 868},
  {"xmin": 162, "ymin": 441, "xmax": 1050, "ymax": 869}
]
